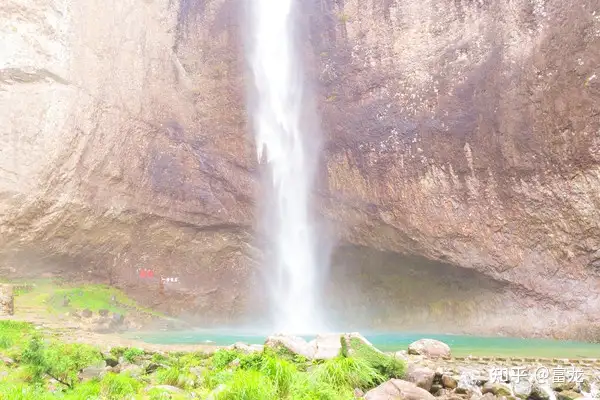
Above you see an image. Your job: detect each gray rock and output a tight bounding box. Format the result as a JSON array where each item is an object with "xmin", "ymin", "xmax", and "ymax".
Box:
[
  {"xmin": 556, "ymin": 391, "xmax": 580, "ymax": 400},
  {"xmin": 79, "ymin": 366, "xmax": 106, "ymax": 381},
  {"xmin": 406, "ymin": 366, "xmax": 435, "ymax": 391},
  {"xmin": 312, "ymin": 333, "xmax": 343, "ymax": 360},
  {"xmin": 98, "ymin": 309, "xmax": 109, "ymax": 317},
  {"xmin": 364, "ymin": 379, "xmax": 436, "ymax": 400},
  {"xmin": 442, "ymin": 374, "xmax": 458, "ymax": 389},
  {"xmin": 81, "ymin": 309, "xmax": 93, "ymax": 318},
  {"xmin": 512, "ymin": 379, "xmax": 533, "ymax": 398},
  {"xmin": 482, "ymin": 382, "xmax": 513, "ymax": 397},
  {"xmin": 103, "ymin": 354, "xmax": 119, "ymax": 367},
  {"xmin": 430, "ymin": 384, "xmax": 443, "ymax": 395},
  {"xmin": 120, "ymin": 364, "xmax": 143, "ymax": 378},
  {"xmin": 408, "ymin": 339, "xmax": 451, "ymax": 359},
  {"xmin": 148, "ymin": 385, "xmax": 185, "ymax": 394},
  {"xmin": 111, "ymin": 313, "xmax": 125, "ymax": 326},
  {"xmin": 80, "ymin": 360, "xmax": 107, "ymax": 381},
  {"xmin": 530, "ymin": 384, "xmax": 553, "ymax": 400},
  {"xmin": 227, "ymin": 342, "xmax": 263, "ymax": 353},
  {"xmin": 144, "ymin": 362, "xmax": 161, "ymax": 374},
  {"xmin": 265, "ymin": 334, "xmax": 317, "ymax": 359}
]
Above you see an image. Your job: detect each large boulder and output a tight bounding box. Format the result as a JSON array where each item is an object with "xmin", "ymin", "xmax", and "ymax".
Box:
[
  {"xmin": 364, "ymin": 379, "xmax": 436, "ymax": 400},
  {"xmin": 312, "ymin": 333, "xmax": 343, "ymax": 360},
  {"xmin": 227, "ymin": 342, "xmax": 263, "ymax": 354},
  {"xmin": 265, "ymin": 332, "xmax": 381, "ymax": 361},
  {"xmin": 405, "ymin": 366, "xmax": 435, "ymax": 392},
  {"xmin": 264, "ymin": 335, "xmax": 317, "ymax": 359},
  {"xmin": 407, "ymin": 339, "xmax": 451, "ymax": 359}
]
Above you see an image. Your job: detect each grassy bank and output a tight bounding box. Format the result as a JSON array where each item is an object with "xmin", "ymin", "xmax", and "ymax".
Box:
[
  {"xmin": 0, "ymin": 321, "xmax": 405, "ymax": 399},
  {"xmin": 8, "ymin": 280, "xmax": 161, "ymax": 318}
]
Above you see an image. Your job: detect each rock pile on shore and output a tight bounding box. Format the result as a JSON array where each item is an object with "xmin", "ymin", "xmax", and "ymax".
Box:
[{"xmin": 263, "ymin": 334, "xmax": 599, "ymax": 400}]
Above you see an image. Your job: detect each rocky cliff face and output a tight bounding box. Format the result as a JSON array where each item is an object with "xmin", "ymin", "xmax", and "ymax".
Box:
[{"xmin": 1, "ymin": 0, "xmax": 599, "ymax": 338}]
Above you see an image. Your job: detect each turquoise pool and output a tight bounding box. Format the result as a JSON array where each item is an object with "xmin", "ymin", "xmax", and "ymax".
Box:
[{"xmin": 128, "ymin": 330, "xmax": 600, "ymax": 358}]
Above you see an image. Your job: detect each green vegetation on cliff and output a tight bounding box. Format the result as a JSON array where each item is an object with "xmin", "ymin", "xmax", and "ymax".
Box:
[{"xmin": 0, "ymin": 321, "xmax": 406, "ymax": 399}]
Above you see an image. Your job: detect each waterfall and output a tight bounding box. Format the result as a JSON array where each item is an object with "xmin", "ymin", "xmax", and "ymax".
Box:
[{"xmin": 246, "ymin": 0, "xmax": 327, "ymax": 333}]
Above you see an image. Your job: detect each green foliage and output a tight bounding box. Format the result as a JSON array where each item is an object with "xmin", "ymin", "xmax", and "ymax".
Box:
[
  {"xmin": 109, "ymin": 347, "xmax": 126, "ymax": 359},
  {"xmin": 177, "ymin": 352, "xmax": 207, "ymax": 367},
  {"xmin": 202, "ymin": 369, "xmax": 234, "ymax": 390},
  {"xmin": 347, "ymin": 337, "xmax": 405, "ymax": 379},
  {"xmin": 20, "ymin": 336, "xmax": 46, "ymax": 385},
  {"xmin": 0, "ymin": 382, "xmax": 53, "ymax": 400},
  {"xmin": 150, "ymin": 353, "xmax": 169, "ymax": 364},
  {"xmin": 210, "ymin": 349, "xmax": 241, "ymax": 369},
  {"xmin": 0, "ymin": 326, "xmax": 403, "ymax": 400},
  {"xmin": 146, "ymin": 387, "xmax": 179, "ymax": 400},
  {"xmin": 256, "ymin": 354, "xmax": 297, "ymax": 396},
  {"xmin": 100, "ymin": 373, "xmax": 142, "ymax": 400},
  {"xmin": 155, "ymin": 364, "xmax": 195, "ymax": 389},
  {"xmin": 13, "ymin": 280, "xmax": 162, "ymax": 319},
  {"xmin": 0, "ymin": 321, "xmax": 34, "ymax": 350},
  {"xmin": 238, "ymin": 352, "xmax": 263, "ymax": 370},
  {"xmin": 61, "ymin": 379, "xmax": 101, "ymax": 399},
  {"xmin": 20, "ymin": 336, "xmax": 102, "ymax": 388},
  {"xmin": 289, "ymin": 374, "xmax": 354, "ymax": 400},
  {"xmin": 216, "ymin": 369, "xmax": 277, "ymax": 400},
  {"xmin": 122, "ymin": 348, "xmax": 144, "ymax": 363},
  {"xmin": 312, "ymin": 356, "xmax": 383, "ymax": 390}
]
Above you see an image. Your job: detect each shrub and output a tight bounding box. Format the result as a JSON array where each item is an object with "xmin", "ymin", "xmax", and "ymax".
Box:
[
  {"xmin": 20, "ymin": 336, "xmax": 102, "ymax": 388},
  {"xmin": 122, "ymin": 348, "xmax": 144, "ymax": 363},
  {"xmin": 210, "ymin": 349, "xmax": 241, "ymax": 370}
]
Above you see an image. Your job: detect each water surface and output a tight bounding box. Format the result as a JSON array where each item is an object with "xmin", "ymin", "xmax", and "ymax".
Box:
[{"xmin": 129, "ymin": 330, "xmax": 600, "ymax": 358}]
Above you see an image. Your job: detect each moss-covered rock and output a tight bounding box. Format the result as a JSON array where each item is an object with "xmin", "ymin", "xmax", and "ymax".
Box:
[{"xmin": 343, "ymin": 333, "xmax": 406, "ymax": 379}]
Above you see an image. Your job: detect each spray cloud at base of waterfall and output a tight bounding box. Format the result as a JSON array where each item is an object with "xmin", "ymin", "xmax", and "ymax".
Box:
[{"xmin": 244, "ymin": 0, "xmax": 330, "ymax": 334}]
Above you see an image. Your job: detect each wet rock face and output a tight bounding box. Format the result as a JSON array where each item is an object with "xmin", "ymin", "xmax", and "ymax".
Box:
[
  {"xmin": 311, "ymin": 0, "xmax": 600, "ymax": 335},
  {"xmin": 1, "ymin": 0, "xmax": 600, "ymax": 336},
  {"xmin": 0, "ymin": 0, "xmax": 257, "ymax": 322}
]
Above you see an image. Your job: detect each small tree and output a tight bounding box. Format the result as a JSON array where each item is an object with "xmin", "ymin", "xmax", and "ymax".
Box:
[{"xmin": 21, "ymin": 336, "xmax": 102, "ymax": 388}]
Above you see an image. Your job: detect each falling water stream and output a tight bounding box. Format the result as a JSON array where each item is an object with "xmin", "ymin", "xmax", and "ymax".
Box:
[{"xmin": 246, "ymin": 0, "xmax": 325, "ymax": 333}]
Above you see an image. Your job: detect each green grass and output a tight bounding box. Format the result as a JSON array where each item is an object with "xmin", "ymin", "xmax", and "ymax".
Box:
[
  {"xmin": 12, "ymin": 280, "xmax": 162, "ymax": 318},
  {"xmin": 100, "ymin": 373, "xmax": 142, "ymax": 400},
  {"xmin": 0, "ymin": 321, "xmax": 35, "ymax": 351},
  {"xmin": 0, "ymin": 320, "xmax": 408, "ymax": 400},
  {"xmin": 216, "ymin": 369, "xmax": 277, "ymax": 400},
  {"xmin": 20, "ymin": 336, "xmax": 102, "ymax": 388},
  {"xmin": 346, "ymin": 337, "xmax": 405, "ymax": 379},
  {"xmin": 312, "ymin": 356, "xmax": 383, "ymax": 389}
]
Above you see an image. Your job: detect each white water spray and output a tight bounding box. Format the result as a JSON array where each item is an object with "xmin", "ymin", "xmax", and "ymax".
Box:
[{"xmin": 246, "ymin": 0, "xmax": 326, "ymax": 333}]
